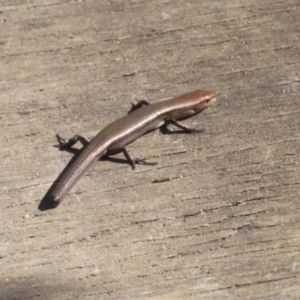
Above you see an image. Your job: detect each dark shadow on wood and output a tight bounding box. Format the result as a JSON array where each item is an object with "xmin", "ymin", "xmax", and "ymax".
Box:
[{"xmin": 160, "ymin": 125, "xmax": 205, "ymax": 135}]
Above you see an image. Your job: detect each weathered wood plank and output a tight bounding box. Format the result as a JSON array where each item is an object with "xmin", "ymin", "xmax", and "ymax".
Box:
[{"xmin": 0, "ymin": 0, "xmax": 299, "ymax": 299}]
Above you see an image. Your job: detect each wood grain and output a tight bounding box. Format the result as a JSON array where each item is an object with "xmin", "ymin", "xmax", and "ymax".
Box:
[{"xmin": 0, "ymin": 0, "xmax": 299, "ymax": 299}]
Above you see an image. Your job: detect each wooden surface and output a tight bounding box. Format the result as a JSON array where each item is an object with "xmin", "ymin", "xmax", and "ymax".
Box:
[{"xmin": 1, "ymin": 1, "xmax": 300, "ymax": 299}]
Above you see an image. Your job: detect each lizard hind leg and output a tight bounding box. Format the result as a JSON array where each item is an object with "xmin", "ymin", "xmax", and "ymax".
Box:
[{"xmin": 55, "ymin": 133, "xmax": 91, "ymax": 149}]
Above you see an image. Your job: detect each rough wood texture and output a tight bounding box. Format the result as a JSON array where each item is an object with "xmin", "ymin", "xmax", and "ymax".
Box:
[{"xmin": 1, "ymin": 1, "xmax": 300, "ymax": 299}]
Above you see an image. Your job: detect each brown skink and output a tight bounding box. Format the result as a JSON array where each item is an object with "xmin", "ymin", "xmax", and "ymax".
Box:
[{"xmin": 42, "ymin": 90, "xmax": 216, "ymax": 208}]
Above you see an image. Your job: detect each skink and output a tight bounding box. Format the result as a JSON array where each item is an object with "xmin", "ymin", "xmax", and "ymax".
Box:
[{"xmin": 41, "ymin": 90, "xmax": 215, "ymax": 208}]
